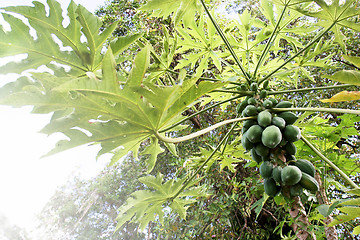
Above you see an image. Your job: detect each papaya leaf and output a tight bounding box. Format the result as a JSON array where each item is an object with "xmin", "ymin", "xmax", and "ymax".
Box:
[
  {"xmin": 175, "ymin": 14, "xmax": 223, "ymax": 74},
  {"xmin": 324, "ymin": 70, "xmax": 360, "ymax": 86},
  {"xmin": 0, "ymin": 0, "xmax": 134, "ymax": 76},
  {"xmin": 297, "ymin": 0, "xmax": 360, "ymax": 49},
  {"xmin": 139, "ymin": 0, "xmax": 201, "ymax": 26},
  {"xmin": 353, "ymin": 225, "xmax": 360, "ymax": 235},
  {"xmin": 347, "ymin": 188, "xmax": 360, "ymax": 196},
  {"xmin": 320, "ymin": 91, "xmax": 360, "ymax": 103},
  {"xmin": 116, "ymin": 173, "xmax": 206, "ymax": 231},
  {"xmin": 271, "ymin": 0, "xmax": 313, "ymax": 6},
  {"xmin": 0, "ymin": 43, "xmax": 225, "ymax": 172},
  {"xmin": 142, "ymin": 137, "xmax": 165, "ymax": 172},
  {"xmin": 251, "ymin": 195, "xmax": 269, "ymax": 220},
  {"xmin": 343, "ymin": 55, "xmax": 360, "ymax": 68},
  {"xmin": 328, "ymin": 206, "xmax": 360, "ymax": 227}
]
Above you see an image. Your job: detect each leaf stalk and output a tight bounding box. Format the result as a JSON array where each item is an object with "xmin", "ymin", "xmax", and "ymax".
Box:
[
  {"xmin": 301, "ymin": 136, "xmax": 359, "ymax": 189},
  {"xmin": 159, "ymin": 95, "xmax": 244, "ymax": 133},
  {"xmin": 169, "ymin": 119, "xmax": 240, "ymax": 201},
  {"xmin": 199, "ymin": 0, "xmax": 251, "ymax": 82},
  {"xmin": 156, "ymin": 116, "xmax": 255, "ymax": 143},
  {"xmin": 254, "ymin": 3, "xmax": 288, "ymax": 77},
  {"xmin": 267, "ymin": 84, "xmax": 354, "ymax": 95},
  {"xmin": 272, "ymin": 107, "xmax": 360, "ymax": 115},
  {"xmin": 260, "ymin": 21, "xmax": 337, "ymax": 83}
]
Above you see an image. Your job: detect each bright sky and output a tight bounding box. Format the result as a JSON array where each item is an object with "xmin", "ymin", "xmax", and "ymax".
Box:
[{"xmin": 0, "ymin": 0, "xmax": 108, "ymax": 235}]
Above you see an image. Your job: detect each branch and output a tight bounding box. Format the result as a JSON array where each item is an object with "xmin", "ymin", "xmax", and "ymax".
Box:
[
  {"xmin": 156, "ymin": 116, "xmax": 255, "ymax": 143},
  {"xmin": 333, "ymin": 58, "xmax": 360, "ymax": 71},
  {"xmin": 267, "ymin": 84, "xmax": 354, "ymax": 95},
  {"xmin": 272, "ymin": 107, "xmax": 360, "ymax": 116},
  {"xmin": 301, "ymin": 136, "xmax": 359, "ymax": 189},
  {"xmin": 199, "ymin": 0, "xmax": 251, "ymax": 82},
  {"xmin": 254, "ymin": 3, "xmax": 288, "ymax": 77},
  {"xmin": 169, "ymin": 119, "xmax": 240, "ymax": 201},
  {"xmin": 260, "ymin": 22, "xmax": 337, "ymax": 83},
  {"xmin": 159, "ymin": 95, "xmax": 244, "ymax": 133}
]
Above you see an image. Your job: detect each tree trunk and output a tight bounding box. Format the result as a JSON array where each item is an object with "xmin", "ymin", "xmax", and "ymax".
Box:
[
  {"xmin": 289, "ymin": 196, "xmax": 316, "ymax": 240},
  {"xmin": 315, "ymin": 173, "xmax": 338, "ymax": 240}
]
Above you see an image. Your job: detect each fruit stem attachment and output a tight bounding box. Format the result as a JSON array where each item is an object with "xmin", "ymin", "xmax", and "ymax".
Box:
[
  {"xmin": 156, "ymin": 116, "xmax": 255, "ymax": 143},
  {"xmin": 301, "ymin": 136, "xmax": 359, "ymax": 189},
  {"xmin": 159, "ymin": 95, "xmax": 244, "ymax": 133},
  {"xmin": 199, "ymin": 0, "xmax": 251, "ymax": 83},
  {"xmin": 272, "ymin": 107, "xmax": 360, "ymax": 116},
  {"xmin": 169, "ymin": 119, "xmax": 240, "ymax": 201}
]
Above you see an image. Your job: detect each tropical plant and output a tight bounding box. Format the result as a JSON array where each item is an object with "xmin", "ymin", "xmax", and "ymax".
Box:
[{"xmin": 0, "ymin": 0, "xmax": 359, "ymax": 239}]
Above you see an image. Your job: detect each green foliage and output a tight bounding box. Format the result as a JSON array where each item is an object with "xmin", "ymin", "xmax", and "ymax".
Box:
[
  {"xmin": 298, "ymin": 0, "xmax": 359, "ymax": 50},
  {"xmin": 139, "ymin": 0, "xmax": 202, "ymax": 25},
  {"xmin": 1, "ymin": 0, "xmax": 360, "ymax": 238},
  {"xmin": 116, "ymin": 173, "xmax": 206, "ymax": 231}
]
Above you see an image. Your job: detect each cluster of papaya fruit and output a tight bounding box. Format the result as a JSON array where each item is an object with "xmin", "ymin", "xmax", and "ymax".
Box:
[{"xmin": 237, "ymin": 82, "xmax": 319, "ymax": 198}]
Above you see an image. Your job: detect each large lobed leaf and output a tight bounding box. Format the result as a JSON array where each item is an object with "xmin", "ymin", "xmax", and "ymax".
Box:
[
  {"xmin": 320, "ymin": 55, "xmax": 360, "ymax": 103},
  {"xmin": 0, "ymin": 45, "xmax": 224, "ymax": 172},
  {"xmin": 0, "ymin": 0, "xmax": 140, "ymax": 75},
  {"xmin": 116, "ymin": 173, "xmax": 206, "ymax": 231},
  {"xmin": 139, "ymin": 0, "xmax": 202, "ymax": 26},
  {"xmin": 297, "ymin": 0, "xmax": 360, "ymax": 49}
]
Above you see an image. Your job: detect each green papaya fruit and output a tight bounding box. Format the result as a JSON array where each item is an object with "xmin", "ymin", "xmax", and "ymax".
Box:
[
  {"xmin": 272, "ymin": 166, "xmax": 282, "ymax": 184},
  {"xmin": 284, "ymin": 142, "xmax": 297, "ymax": 155},
  {"xmin": 242, "ymin": 120, "xmax": 257, "ymax": 134},
  {"xmin": 257, "ymin": 110, "xmax": 272, "ymax": 127},
  {"xmin": 281, "ymin": 165, "xmax": 302, "ymax": 186},
  {"xmin": 295, "ymin": 159, "xmax": 315, "ymax": 177},
  {"xmin": 269, "ymin": 98, "xmax": 278, "ymax": 106},
  {"xmin": 263, "ymin": 99, "xmax": 273, "ymax": 109},
  {"xmin": 250, "ymin": 82, "xmax": 258, "ymax": 91},
  {"xmin": 263, "ymin": 80, "xmax": 269, "ymax": 89},
  {"xmin": 243, "ymin": 105, "xmax": 258, "ymax": 116},
  {"xmin": 251, "ymin": 148, "xmax": 263, "ymax": 164},
  {"xmin": 264, "ymin": 178, "xmax": 280, "ymax": 197},
  {"xmin": 255, "ymin": 143, "xmax": 270, "ymax": 158},
  {"xmin": 277, "ymin": 112, "xmax": 298, "ymax": 125},
  {"xmin": 274, "ymin": 101, "xmax": 293, "ymax": 108},
  {"xmin": 290, "ymin": 184, "xmax": 303, "ymax": 197},
  {"xmin": 299, "ymin": 172, "xmax": 319, "ymax": 192},
  {"xmin": 247, "ymin": 125, "xmax": 263, "ymax": 143},
  {"xmin": 241, "ymin": 133, "xmax": 254, "ymax": 151},
  {"xmin": 236, "ymin": 100, "xmax": 248, "ymax": 114},
  {"xmin": 248, "ymin": 97, "xmax": 258, "ymax": 106},
  {"xmin": 260, "ymin": 90, "xmax": 267, "ymax": 99},
  {"xmin": 260, "ymin": 161, "xmax": 273, "ymax": 179},
  {"xmin": 271, "ymin": 116, "xmax": 286, "ymax": 129},
  {"xmin": 261, "ymin": 125, "xmax": 282, "ymax": 149},
  {"xmin": 283, "ymin": 125, "xmax": 301, "ymax": 142}
]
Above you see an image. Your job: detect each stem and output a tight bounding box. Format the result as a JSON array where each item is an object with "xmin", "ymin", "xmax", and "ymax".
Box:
[
  {"xmin": 159, "ymin": 95, "xmax": 244, "ymax": 133},
  {"xmin": 267, "ymin": 84, "xmax": 354, "ymax": 95},
  {"xmin": 199, "ymin": 0, "xmax": 251, "ymax": 82},
  {"xmin": 165, "ymin": 69, "xmax": 243, "ymax": 86},
  {"xmin": 212, "ymin": 89, "xmax": 253, "ymax": 95},
  {"xmin": 254, "ymin": 4, "xmax": 288, "ymax": 77},
  {"xmin": 170, "ymin": 119, "xmax": 240, "ymax": 201},
  {"xmin": 222, "ymin": 114, "xmax": 240, "ymax": 154},
  {"xmin": 272, "ymin": 107, "xmax": 360, "ymax": 115},
  {"xmin": 259, "ymin": 22, "xmax": 337, "ymax": 84},
  {"xmin": 301, "ymin": 136, "xmax": 359, "ymax": 189},
  {"xmin": 156, "ymin": 116, "xmax": 255, "ymax": 143}
]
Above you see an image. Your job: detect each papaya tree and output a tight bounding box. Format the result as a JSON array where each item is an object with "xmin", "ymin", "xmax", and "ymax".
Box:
[{"xmin": 0, "ymin": 0, "xmax": 359, "ymax": 239}]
